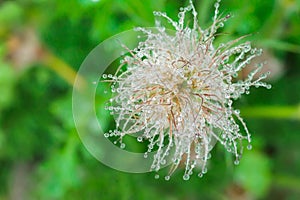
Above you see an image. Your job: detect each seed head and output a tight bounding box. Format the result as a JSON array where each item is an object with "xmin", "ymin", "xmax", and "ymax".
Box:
[{"xmin": 103, "ymin": 0, "xmax": 270, "ymax": 180}]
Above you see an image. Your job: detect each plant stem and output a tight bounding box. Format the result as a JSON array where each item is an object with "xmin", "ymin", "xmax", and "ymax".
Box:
[
  {"xmin": 42, "ymin": 52, "xmax": 86, "ymax": 90},
  {"xmin": 241, "ymin": 105, "xmax": 300, "ymax": 120}
]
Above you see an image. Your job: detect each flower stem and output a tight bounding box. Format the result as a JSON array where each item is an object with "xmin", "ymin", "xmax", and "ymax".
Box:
[
  {"xmin": 241, "ymin": 105, "xmax": 300, "ymax": 120},
  {"xmin": 42, "ymin": 52, "xmax": 86, "ymax": 90}
]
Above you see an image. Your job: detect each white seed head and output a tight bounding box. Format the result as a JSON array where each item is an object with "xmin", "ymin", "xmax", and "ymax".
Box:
[{"xmin": 104, "ymin": 0, "xmax": 270, "ymax": 179}]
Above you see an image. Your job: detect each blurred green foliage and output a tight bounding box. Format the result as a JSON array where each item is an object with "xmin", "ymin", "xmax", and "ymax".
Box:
[{"xmin": 0, "ymin": 0, "xmax": 300, "ymax": 199}]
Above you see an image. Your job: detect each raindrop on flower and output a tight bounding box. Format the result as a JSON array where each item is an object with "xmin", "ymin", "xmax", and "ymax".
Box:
[
  {"xmin": 247, "ymin": 144, "xmax": 252, "ymax": 150},
  {"xmin": 120, "ymin": 143, "xmax": 126, "ymax": 149},
  {"xmin": 137, "ymin": 137, "xmax": 143, "ymax": 142},
  {"xmin": 183, "ymin": 174, "xmax": 190, "ymax": 181}
]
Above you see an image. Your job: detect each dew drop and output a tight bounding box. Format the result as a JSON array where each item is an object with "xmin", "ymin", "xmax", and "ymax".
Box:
[
  {"xmin": 247, "ymin": 144, "xmax": 252, "ymax": 150},
  {"xmin": 257, "ymin": 49, "xmax": 263, "ymax": 56},
  {"xmin": 183, "ymin": 174, "xmax": 190, "ymax": 181},
  {"xmin": 165, "ymin": 176, "xmax": 170, "ymax": 181},
  {"xmin": 234, "ymin": 160, "xmax": 240, "ymax": 165},
  {"xmin": 174, "ymin": 158, "xmax": 180, "ymax": 165},
  {"xmin": 137, "ymin": 137, "xmax": 143, "ymax": 142},
  {"xmin": 207, "ymin": 153, "xmax": 212, "ymax": 159},
  {"xmin": 154, "ymin": 174, "xmax": 160, "ymax": 179},
  {"xmin": 161, "ymin": 159, "xmax": 166, "ymax": 165}
]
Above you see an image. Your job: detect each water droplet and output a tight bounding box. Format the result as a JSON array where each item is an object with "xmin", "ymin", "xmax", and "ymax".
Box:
[
  {"xmin": 247, "ymin": 144, "xmax": 252, "ymax": 150},
  {"xmin": 207, "ymin": 153, "xmax": 212, "ymax": 159},
  {"xmin": 104, "ymin": 133, "xmax": 109, "ymax": 138},
  {"xmin": 198, "ymin": 173, "xmax": 203, "ymax": 178},
  {"xmin": 154, "ymin": 174, "xmax": 160, "ymax": 179},
  {"xmin": 234, "ymin": 160, "xmax": 240, "ymax": 165},
  {"xmin": 120, "ymin": 143, "xmax": 126, "ymax": 149},
  {"xmin": 174, "ymin": 158, "xmax": 180, "ymax": 165},
  {"xmin": 137, "ymin": 137, "xmax": 143, "ymax": 142},
  {"xmin": 102, "ymin": 74, "xmax": 107, "ymax": 79},
  {"xmin": 257, "ymin": 49, "xmax": 263, "ymax": 56},
  {"xmin": 183, "ymin": 174, "xmax": 190, "ymax": 180},
  {"xmin": 165, "ymin": 176, "xmax": 170, "ymax": 181}
]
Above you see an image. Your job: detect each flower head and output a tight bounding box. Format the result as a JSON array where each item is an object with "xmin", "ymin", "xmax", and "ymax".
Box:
[{"xmin": 103, "ymin": 0, "xmax": 270, "ymax": 180}]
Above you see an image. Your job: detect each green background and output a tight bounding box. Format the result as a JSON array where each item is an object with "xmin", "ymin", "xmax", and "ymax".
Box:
[{"xmin": 0, "ymin": 0, "xmax": 300, "ymax": 199}]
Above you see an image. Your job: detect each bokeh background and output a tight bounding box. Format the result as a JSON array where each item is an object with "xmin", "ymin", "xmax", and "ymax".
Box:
[{"xmin": 0, "ymin": 0, "xmax": 300, "ymax": 199}]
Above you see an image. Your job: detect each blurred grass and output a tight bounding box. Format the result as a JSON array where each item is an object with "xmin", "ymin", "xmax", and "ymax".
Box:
[{"xmin": 0, "ymin": 0, "xmax": 300, "ymax": 199}]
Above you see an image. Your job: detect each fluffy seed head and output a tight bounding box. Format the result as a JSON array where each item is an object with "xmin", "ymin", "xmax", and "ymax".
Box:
[{"xmin": 103, "ymin": 0, "xmax": 270, "ymax": 180}]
